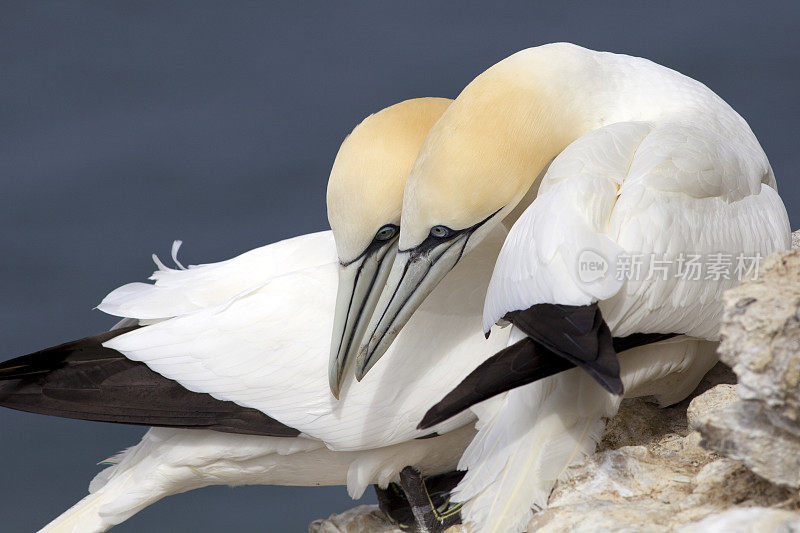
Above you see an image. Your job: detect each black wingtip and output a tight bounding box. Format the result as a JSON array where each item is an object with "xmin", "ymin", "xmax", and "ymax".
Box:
[
  {"xmin": 420, "ymin": 309, "xmax": 675, "ymax": 428},
  {"xmin": 417, "ymin": 411, "xmax": 440, "ymax": 431},
  {"xmin": 504, "ymin": 303, "xmax": 626, "ymax": 396},
  {"xmin": 0, "ymin": 326, "xmax": 141, "ymax": 380},
  {"xmin": 596, "ymin": 374, "xmax": 624, "ymax": 396},
  {"xmin": 0, "ymin": 327, "xmax": 301, "ymax": 437},
  {"xmin": 417, "ymin": 338, "xmax": 576, "ymax": 429}
]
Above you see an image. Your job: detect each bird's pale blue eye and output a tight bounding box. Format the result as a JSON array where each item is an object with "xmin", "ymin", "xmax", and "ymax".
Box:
[
  {"xmin": 430, "ymin": 225, "xmax": 451, "ymax": 238},
  {"xmin": 375, "ymin": 225, "xmax": 398, "ymax": 241}
]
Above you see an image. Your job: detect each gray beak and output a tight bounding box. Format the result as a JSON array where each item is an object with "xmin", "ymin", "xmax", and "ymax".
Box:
[
  {"xmin": 354, "ymin": 233, "xmax": 472, "ymax": 381},
  {"xmin": 328, "ymin": 239, "xmax": 397, "ymax": 398}
]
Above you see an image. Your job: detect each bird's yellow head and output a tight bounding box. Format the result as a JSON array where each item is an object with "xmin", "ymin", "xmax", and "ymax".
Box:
[
  {"xmin": 356, "ymin": 45, "xmax": 588, "ymax": 379},
  {"xmin": 326, "ymin": 97, "xmax": 452, "ymax": 397},
  {"xmin": 400, "ymin": 48, "xmax": 585, "ymax": 249},
  {"xmin": 327, "ymin": 98, "xmax": 452, "ymax": 263}
]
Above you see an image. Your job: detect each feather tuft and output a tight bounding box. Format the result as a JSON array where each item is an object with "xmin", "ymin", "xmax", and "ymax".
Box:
[{"xmin": 170, "ymin": 240, "xmax": 187, "ymax": 270}]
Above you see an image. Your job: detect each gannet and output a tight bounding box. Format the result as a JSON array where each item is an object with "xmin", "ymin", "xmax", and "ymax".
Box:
[
  {"xmin": 0, "ymin": 98, "xmax": 511, "ymax": 532},
  {"xmin": 326, "ymin": 97, "xmax": 454, "ymax": 398},
  {"xmin": 348, "ymin": 44, "xmax": 791, "ymax": 531}
]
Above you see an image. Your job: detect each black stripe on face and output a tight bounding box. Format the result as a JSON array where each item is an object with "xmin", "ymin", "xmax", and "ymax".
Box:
[
  {"xmin": 399, "ymin": 207, "xmax": 505, "ymax": 258},
  {"xmin": 357, "ymin": 208, "xmax": 507, "ymax": 379},
  {"xmin": 366, "ymin": 209, "xmax": 507, "ymax": 354},
  {"xmin": 340, "ymin": 226, "xmax": 399, "ymax": 267}
]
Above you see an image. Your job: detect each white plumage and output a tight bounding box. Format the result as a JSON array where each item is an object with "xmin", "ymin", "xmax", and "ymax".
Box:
[
  {"xmin": 456, "ymin": 334, "xmax": 719, "ymax": 532},
  {"xmin": 43, "ymin": 426, "xmax": 477, "ymax": 533},
  {"xmin": 103, "ymin": 227, "xmax": 508, "ymax": 450},
  {"xmin": 40, "ymin": 227, "xmax": 509, "ymax": 532},
  {"xmin": 13, "ymin": 43, "xmax": 793, "ymax": 533},
  {"xmin": 470, "ymin": 83, "xmax": 790, "ymax": 533},
  {"xmin": 483, "ymin": 121, "xmax": 790, "ymax": 336},
  {"xmin": 355, "ymin": 44, "xmax": 791, "ymax": 532},
  {"xmin": 100, "ymin": 230, "xmax": 337, "ymax": 320}
]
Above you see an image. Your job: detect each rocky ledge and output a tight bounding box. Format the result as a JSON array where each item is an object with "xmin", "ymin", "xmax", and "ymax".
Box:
[{"xmin": 312, "ymin": 235, "xmax": 800, "ymax": 533}]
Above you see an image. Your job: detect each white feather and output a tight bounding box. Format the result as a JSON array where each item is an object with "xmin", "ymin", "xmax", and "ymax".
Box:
[
  {"xmin": 41, "ymin": 426, "xmax": 475, "ymax": 533},
  {"xmin": 98, "ymin": 230, "xmax": 337, "ymax": 320},
  {"xmin": 472, "ymin": 113, "xmax": 787, "ymax": 532},
  {"xmin": 455, "ymin": 335, "xmax": 719, "ymax": 533},
  {"xmin": 485, "ymin": 122, "xmax": 791, "ymax": 338},
  {"xmin": 455, "ymin": 365, "xmax": 617, "ymax": 533},
  {"xmin": 100, "ymin": 226, "xmax": 510, "ymax": 450},
  {"xmin": 170, "ymin": 240, "xmax": 186, "ymax": 270}
]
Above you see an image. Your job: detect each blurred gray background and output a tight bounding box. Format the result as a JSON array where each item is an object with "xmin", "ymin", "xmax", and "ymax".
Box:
[{"xmin": 1, "ymin": 1, "xmax": 798, "ymax": 531}]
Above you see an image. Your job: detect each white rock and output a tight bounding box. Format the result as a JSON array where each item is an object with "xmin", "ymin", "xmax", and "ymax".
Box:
[
  {"xmin": 678, "ymin": 507, "xmax": 800, "ymax": 533},
  {"xmin": 527, "ymin": 378, "xmax": 791, "ymax": 533},
  {"xmin": 309, "ymin": 505, "xmax": 400, "ymax": 533},
  {"xmin": 696, "ymin": 247, "xmax": 800, "ymax": 487}
]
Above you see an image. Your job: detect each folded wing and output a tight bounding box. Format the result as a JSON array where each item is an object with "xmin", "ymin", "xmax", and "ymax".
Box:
[{"xmin": 0, "ymin": 327, "xmax": 299, "ymax": 436}]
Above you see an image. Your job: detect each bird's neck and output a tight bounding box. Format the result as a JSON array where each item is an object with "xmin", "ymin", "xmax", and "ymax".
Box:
[{"xmin": 474, "ymin": 47, "xmax": 614, "ymax": 222}]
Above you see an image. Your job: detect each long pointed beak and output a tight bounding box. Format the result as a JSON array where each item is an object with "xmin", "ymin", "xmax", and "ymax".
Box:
[
  {"xmin": 354, "ymin": 233, "xmax": 471, "ymax": 380},
  {"xmin": 328, "ymin": 239, "xmax": 397, "ymax": 398}
]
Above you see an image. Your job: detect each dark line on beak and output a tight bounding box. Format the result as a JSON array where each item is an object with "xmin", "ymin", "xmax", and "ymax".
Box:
[
  {"xmin": 362, "ymin": 208, "xmax": 506, "ymax": 368},
  {"xmin": 366, "ymin": 255, "xmax": 415, "ymax": 352},
  {"xmin": 366, "ymin": 237, "xmax": 465, "ymax": 360},
  {"xmin": 340, "ymin": 231, "xmax": 398, "ymax": 266},
  {"xmin": 455, "ymin": 228, "xmax": 471, "ymax": 265},
  {"xmin": 367, "ymin": 259, "xmax": 432, "ymax": 356},
  {"xmin": 336, "ymin": 259, "xmax": 362, "ymax": 363},
  {"xmin": 337, "ymin": 242, "xmax": 395, "ymax": 368}
]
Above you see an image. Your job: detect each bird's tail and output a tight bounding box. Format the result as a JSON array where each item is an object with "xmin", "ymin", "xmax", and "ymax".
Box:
[
  {"xmin": 39, "ymin": 478, "xmax": 138, "ymax": 533},
  {"xmin": 38, "ymin": 431, "xmax": 170, "ymax": 533},
  {"xmin": 453, "ymin": 366, "xmax": 617, "ymax": 533}
]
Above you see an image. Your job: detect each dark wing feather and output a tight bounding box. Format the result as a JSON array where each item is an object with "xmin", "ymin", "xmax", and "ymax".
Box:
[
  {"xmin": 0, "ymin": 327, "xmax": 300, "ymax": 437},
  {"xmin": 418, "ymin": 338, "xmax": 574, "ymax": 430},
  {"xmin": 419, "ymin": 321, "xmax": 679, "ymax": 429},
  {"xmin": 504, "ymin": 303, "xmax": 622, "ymax": 394},
  {"xmin": 612, "ymin": 332, "xmax": 678, "ymax": 353}
]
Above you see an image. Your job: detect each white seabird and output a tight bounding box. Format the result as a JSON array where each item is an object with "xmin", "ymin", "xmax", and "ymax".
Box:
[
  {"xmin": 0, "ymin": 98, "xmax": 510, "ymax": 532},
  {"xmin": 348, "ymin": 43, "xmax": 791, "ymax": 531}
]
